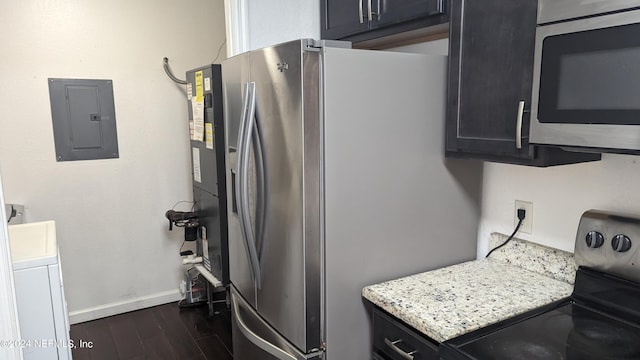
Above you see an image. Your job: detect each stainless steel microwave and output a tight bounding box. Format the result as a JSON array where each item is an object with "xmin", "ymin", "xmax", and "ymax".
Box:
[{"xmin": 530, "ymin": 0, "xmax": 640, "ymax": 153}]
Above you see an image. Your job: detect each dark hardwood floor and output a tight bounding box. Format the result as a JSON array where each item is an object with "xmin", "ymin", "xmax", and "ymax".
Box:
[{"xmin": 70, "ymin": 301, "xmax": 233, "ymax": 360}]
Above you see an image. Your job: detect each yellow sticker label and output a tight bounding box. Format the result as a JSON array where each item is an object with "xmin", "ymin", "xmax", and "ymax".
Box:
[
  {"xmin": 195, "ymin": 70, "xmax": 204, "ymax": 103},
  {"xmin": 205, "ymin": 123, "xmax": 214, "ymax": 150}
]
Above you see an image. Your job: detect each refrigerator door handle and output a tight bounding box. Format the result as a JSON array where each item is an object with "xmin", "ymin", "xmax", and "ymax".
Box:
[
  {"xmin": 252, "ymin": 106, "xmax": 269, "ymax": 268},
  {"xmin": 236, "ymin": 82, "xmax": 250, "ymax": 218},
  {"xmin": 236, "ymin": 82, "xmax": 259, "ymax": 286},
  {"xmin": 232, "ymin": 294, "xmax": 297, "ymax": 360},
  {"xmin": 240, "ymin": 82, "xmax": 263, "ymax": 289}
]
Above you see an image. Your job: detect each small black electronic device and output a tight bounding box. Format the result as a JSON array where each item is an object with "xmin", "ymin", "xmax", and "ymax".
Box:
[{"xmin": 165, "ymin": 209, "xmax": 199, "ymax": 241}]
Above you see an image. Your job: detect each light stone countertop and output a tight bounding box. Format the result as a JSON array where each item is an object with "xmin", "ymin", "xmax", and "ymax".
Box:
[
  {"xmin": 485, "ymin": 233, "xmax": 578, "ymax": 285},
  {"xmin": 362, "ymin": 234, "xmax": 575, "ymax": 343}
]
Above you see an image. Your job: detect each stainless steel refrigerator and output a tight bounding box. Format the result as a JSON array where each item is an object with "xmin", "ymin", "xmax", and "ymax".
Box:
[{"xmin": 222, "ymin": 39, "xmax": 482, "ymax": 360}]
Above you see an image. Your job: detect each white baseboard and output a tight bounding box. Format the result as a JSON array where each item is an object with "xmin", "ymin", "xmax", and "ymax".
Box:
[{"xmin": 68, "ymin": 289, "xmax": 182, "ymax": 324}]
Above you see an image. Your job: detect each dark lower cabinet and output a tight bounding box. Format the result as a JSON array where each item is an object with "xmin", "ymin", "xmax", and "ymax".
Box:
[
  {"xmin": 321, "ymin": 0, "xmax": 448, "ymax": 44},
  {"xmin": 445, "ymin": 0, "xmax": 601, "ymax": 166},
  {"xmin": 372, "ymin": 307, "xmax": 440, "ymax": 360}
]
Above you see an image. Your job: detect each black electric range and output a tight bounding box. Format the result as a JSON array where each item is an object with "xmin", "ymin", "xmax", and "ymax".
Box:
[{"xmin": 440, "ymin": 210, "xmax": 640, "ymax": 360}]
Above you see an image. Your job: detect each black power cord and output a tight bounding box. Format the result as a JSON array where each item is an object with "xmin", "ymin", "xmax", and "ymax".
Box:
[{"xmin": 486, "ymin": 208, "xmax": 526, "ymax": 258}]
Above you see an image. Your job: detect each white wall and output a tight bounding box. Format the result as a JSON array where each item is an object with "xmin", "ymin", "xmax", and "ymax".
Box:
[
  {"xmin": 480, "ymin": 154, "xmax": 640, "ymax": 253},
  {"xmin": 0, "ymin": 0, "xmax": 226, "ymax": 320},
  {"xmin": 225, "ymin": 0, "xmax": 320, "ymax": 54},
  {"xmin": 246, "ymin": 0, "xmax": 320, "ymax": 50}
]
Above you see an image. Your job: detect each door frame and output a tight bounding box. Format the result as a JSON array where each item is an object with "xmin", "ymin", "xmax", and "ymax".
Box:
[
  {"xmin": 0, "ymin": 172, "xmax": 23, "ymax": 359},
  {"xmin": 224, "ymin": 0, "xmax": 250, "ymax": 56}
]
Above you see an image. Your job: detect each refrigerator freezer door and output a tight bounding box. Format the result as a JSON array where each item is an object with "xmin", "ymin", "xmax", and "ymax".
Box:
[
  {"xmin": 250, "ymin": 40, "xmax": 322, "ymax": 353},
  {"xmin": 223, "ymin": 53, "xmax": 257, "ymax": 307},
  {"xmin": 231, "ymin": 287, "xmax": 323, "ymax": 360}
]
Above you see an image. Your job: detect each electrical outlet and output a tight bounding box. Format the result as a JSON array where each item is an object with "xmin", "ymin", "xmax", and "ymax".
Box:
[{"xmin": 515, "ymin": 200, "xmax": 533, "ymax": 234}]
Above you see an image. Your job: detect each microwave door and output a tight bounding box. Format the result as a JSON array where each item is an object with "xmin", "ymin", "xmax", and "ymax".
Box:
[
  {"xmin": 530, "ymin": 9, "xmax": 640, "ymax": 151},
  {"xmin": 537, "ymin": 0, "xmax": 640, "ymax": 25}
]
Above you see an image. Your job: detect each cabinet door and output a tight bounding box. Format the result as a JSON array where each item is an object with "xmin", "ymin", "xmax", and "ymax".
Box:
[
  {"xmin": 374, "ymin": 0, "xmax": 444, "ymax": 29},
  {"xmin": 48, "ymin": 264, "xmax": 72, "ymax": 360},
  {"xmin": 446, "ymin": 0, "xmax": 537, "ymax": 159},
  {"xmin": 321, "ymin": 0, "xmax": 370, "ymax": 39},
  {"xmin": 372, "ymin": 308, "xmax": 440, "ymax": 360},
  {"xmin": 14, "ymin": 267, "xmax": 59, "ymax": 359}
]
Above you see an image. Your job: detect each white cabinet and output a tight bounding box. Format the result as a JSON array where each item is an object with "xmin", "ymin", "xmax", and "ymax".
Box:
[{"xmin": 9, "ymin": 221, "xmax": 71, "ymax": 360}]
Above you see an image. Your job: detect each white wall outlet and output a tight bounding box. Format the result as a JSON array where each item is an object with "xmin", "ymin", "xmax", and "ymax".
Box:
[{"xmin": 515, "ymin": 200, "xmax": 533, "ymax": 234}]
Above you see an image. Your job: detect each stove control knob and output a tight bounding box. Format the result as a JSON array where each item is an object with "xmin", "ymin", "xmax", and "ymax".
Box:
[
  {"xmin": 585, "ymin": 231, "xmax": 604, "ymax": 248},
  {"xmin": 611, "ymin": 234, "xmax": 632, "ymax": 253}
]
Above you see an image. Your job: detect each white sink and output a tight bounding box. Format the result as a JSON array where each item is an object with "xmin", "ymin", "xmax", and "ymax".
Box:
[{"xmin": 8, "ymin": 220, "xmax": 57, "ymax": 270}]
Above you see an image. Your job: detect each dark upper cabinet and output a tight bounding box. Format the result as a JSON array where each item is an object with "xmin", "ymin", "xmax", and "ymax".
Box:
[
  {"xmin": 446, "ymin": 0, "xmax": 601, "ymax": 166},
  {"xmin": 321, "ymin": 0, "xmax": 370, "ymax": 40},
  {"xmin": 321, "ymin": 0, "xmax": 448, "ymax": 44},
  {"xmin": 376, "ymin": 0, "xmax": 443, "ymax": 28}
]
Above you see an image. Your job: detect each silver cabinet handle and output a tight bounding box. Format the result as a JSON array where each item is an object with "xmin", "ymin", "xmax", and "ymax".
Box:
[
  {"xmin": 240, "ymin": 82, "xmax": 263, "ymax": 289},
  {"xmin": 516, "ymin": 100, "xmax": 525, "ymax": 149},
  {"xmin": 232, "ymin": 294, "xmax": 296, "ymax": 360},
  {"xmin": 384, "ymin": 338, "xmax": 416, "ymax": 360},
  {"xmin": 359, "ymin": 0, "xmax": 364, "ymax": 23},
  {"xmin": 368, "ymin": 0, "xmax": 376, "ymax": 21}
]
